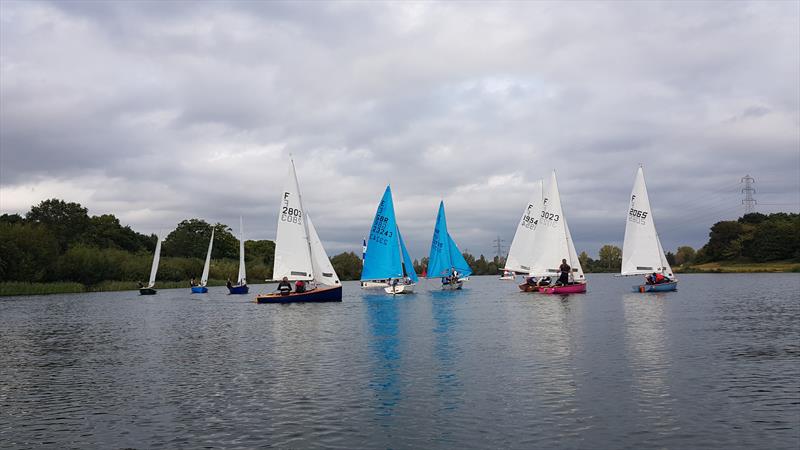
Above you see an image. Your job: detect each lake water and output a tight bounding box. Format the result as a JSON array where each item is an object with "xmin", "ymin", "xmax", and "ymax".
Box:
[{"xmin": 1, "ymin": 274, "xmax": 798, "ymax": 449}]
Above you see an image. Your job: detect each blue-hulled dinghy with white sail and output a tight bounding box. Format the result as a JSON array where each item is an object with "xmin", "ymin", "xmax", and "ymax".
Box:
[
  {"xmin": 227, "ymin": 217, "xmax": 249, "ymax": 294},
  {"xmin": 256, "ymin": 158, "xmax": 342, "ymax": 303},
  {"xmin": 426, "ymin": 201, "xmax": 472, "ymax": 290},
  {"xmin": 192, "ymin": 228, "xmax": 214, "ymax": 294},
  {"xmin": 620, "ymin": 166, "xmax": 677, "ymax": 293},
  {"xmin": 360, "ymin": 185, "xmax": 419, "ymax": 295}
]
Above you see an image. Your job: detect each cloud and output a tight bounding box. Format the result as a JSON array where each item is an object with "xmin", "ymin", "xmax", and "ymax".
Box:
[{"xmin": 1, "ymin": 0, "xmax": 798, "ymax": 259}]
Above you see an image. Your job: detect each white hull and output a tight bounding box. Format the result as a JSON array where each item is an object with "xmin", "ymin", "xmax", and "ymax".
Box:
[
  {"xmin": 361, "ymin": 280, "xmax": 389, "ymax": 289},
  {"xmin": 499, "ymin": 275, "xmax": 515, "ymax": 281},
  {"xmin": 384, "ymin": 283, "xmax": 415, "ymax": 294}
]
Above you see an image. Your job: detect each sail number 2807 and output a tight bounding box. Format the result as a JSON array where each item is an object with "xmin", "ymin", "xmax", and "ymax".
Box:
[{"xmin": 280, "ymin": 192, "xmax": 303, "ymax": 225}]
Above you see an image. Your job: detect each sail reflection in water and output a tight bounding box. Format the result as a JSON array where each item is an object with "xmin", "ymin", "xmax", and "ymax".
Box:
[{"xmin": 365, "ymin": 296, "xmax": 402, "ymax": 417}]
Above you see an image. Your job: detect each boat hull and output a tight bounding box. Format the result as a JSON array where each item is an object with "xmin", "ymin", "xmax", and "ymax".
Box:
[
  {"xmin": 191, "ymin": 286, "xmax": 208, "ymax": 294},
  {"xmin": 634, "ymin": 281, "xmax": 677, "ymax": 293},
  {"xmin": 384, "ymin": 283, "xmax": 415, "ymax": 294},
  {"xmin": 139, "ymin": 288, "xmax": 156, "ymax": 295},
  {"xmin": 228, "ymin": 284, "xmax": 249, "ymax": 295},
  {"xmin": 539, "ymin": 283, "xmax": 587, "ymax": 294},
  {"xmin": 518, "ymin": 283, "xmax": 540, "ymax": 292},
  {"xmin": 256, "ymin": 285, "xmax": 342, "ymax": 303},
  {"xmin": 361, "ymin": 280, "xmax": 389, "ymax": 289},
  {"xmin": 499, "ymin": 275, "xmax": 516, "ymax": 281},
  {"xmin": 442, "ymin": 281, "xmax": 463, "ymax": 290}
]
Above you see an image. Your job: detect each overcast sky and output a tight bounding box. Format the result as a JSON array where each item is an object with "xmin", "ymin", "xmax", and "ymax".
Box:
[{"xmin": 1, "ymin": 1, "xmax": 798, "ymax": 259}]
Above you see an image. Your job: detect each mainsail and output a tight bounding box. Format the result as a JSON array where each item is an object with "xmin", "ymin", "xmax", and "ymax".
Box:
[
  {"xmin": 237, "ymin": 217, "xmax": 247, "ymax": 285},
  {"xmin": 527, "ymin": 171, "xmax": 582, "ymax": 279},
  {"xmin": 200, "ymin": 228, "xmax": 214, "ymax": 287},
  {"xmin": 621, "ymin": 167, "xmax": 673, "ymax": 277},
  {"xmin": 427, "ymin": 201, "xmax": 472, "ymax": 278},
  {"xmin": 361, "ymin": 186, "xmax": 404, "ymax": 281},
  {"xmin": 273, "ymin": 159, "xmax": 314, "ymax": 281},
  {"xmin": 147, "ymin": 236, "xmax": 162, "ymax": 288},
  {"xmin": 505, "ymin": 179, "xmax": 543, "ymax": 274}
]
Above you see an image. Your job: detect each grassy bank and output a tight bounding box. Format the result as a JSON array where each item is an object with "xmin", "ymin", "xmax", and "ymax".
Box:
[
  {"xmin": 0, "ymin": 279, "xmax": 243, "ymax": 297},
  {"xmin": 678, "ymin": 260, "xmax": 800, "ymax": 273}
]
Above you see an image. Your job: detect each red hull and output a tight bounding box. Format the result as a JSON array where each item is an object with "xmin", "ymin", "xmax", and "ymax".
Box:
[{"xmin": 539, "ymin": 283, "xmax": 587, "ymax": 294}]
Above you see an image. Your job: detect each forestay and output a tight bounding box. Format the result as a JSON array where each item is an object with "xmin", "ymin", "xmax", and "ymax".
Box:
[
  {"xmin": 621, "ymin": 167, "xmax": 673, "ymax": 277},
  {"xmin": 201, "ymin": 228, "xmax": 214, "ymax": 287},
  {"xmin": 505, "ymin": 180, "xmax": 543, "ymax": 274},
  {"xmin": 273, "ymin": 160, "xmax": 314, "ymax": 281},
  {"xmin": 361, "ymin": 186, "xmax": 403, "ymax": 281}
]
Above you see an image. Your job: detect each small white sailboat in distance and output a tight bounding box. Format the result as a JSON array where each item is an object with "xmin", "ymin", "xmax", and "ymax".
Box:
[
  {"xmin": 621, "ymin": 166, "xmax": 677, "ymax": 292},
  {"xmin": 227, "ymin": 217, "xmax": 248, "ymax": 294},
  {"xmin": 192, "ymin": 228, "xmax": 214, "ymax": 294},
  {"xmin": 139, "ymin": 235, "xmax": 161, "ymax": 295}
]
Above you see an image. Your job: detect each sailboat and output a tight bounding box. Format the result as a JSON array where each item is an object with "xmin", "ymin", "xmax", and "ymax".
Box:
[
  {"xmin": 426, "ymin": 201, "xmax": 473, "ymax": 290},
  {"xmin": 256, "ymin": 159, "xmax": 342, "ymax": 303},
  {"xmin": 360, "ymin": 185, "xmax": 419, "ymax": 295},
  {"xmin": 526, "ymin": 171, "xmax": 586, "ymax": 294},
  {"xmin": 139, "ymin": 235, "xmax": 162, "ymax": 295},
  {"xmin": 191, "ymin": 228, "xmax": 214, "ymax": 294},
  {"xmin": 503, "ymin": 180, "xmax": 545, "ymax": 291},
  {"xmin": 621, "ymin": 166, "xmax": 677, "ymax": 292},
  {"xmin": 499, "ymin": 270, "xmax": 516, "ymax": 281},
  {"xmin": 227, "ymin": 217, "xmax": 249, "ymax": 294}
]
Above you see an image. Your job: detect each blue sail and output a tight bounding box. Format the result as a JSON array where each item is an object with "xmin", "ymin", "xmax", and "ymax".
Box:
[
  {"xmin": 398, "ymin": 228, "xmax": 419, "ymax": 283},
  {"xmin": 361, "ymin": 186, "xmax": 403, "ymax": 281},
  {"xmin": 447, "ymin": 233, "xmax": 473, "ymax": 277},
  {"xmin": 427, "ymin": 201, "xmax": 453, "ymax": 278}
]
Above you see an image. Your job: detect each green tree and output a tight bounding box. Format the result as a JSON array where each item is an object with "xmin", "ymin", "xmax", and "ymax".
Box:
[
  {"xmin": 598, "ymin": 245, "xmax": 622, "ymax": 271},
  {"xmin": 674, "ymin": 246, "xmax": 696, "ymax": 265},
  {"xmin": 0, "ymin": 222, "xmax": 59, "ymax": 281},
  {"xmin": 26, "ymin": 199, "xmax": 91, "ymax": 250},
  {"xmin": 163, "ymin": 219, "xmax": 238, "ymax": 259},
  {"xmin": 330, "ymin": 252, "xmax": 362, "ymax": 281}
]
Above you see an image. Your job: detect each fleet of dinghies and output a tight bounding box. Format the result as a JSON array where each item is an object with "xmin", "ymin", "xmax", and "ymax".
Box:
[{"xmin": 140, "ymin": 164, "xmax": 675, "ymax": 298}]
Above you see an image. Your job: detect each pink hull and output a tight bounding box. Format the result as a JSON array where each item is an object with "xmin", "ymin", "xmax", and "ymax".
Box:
[{"xmin": 539, "ymin": 283, "xmax": 587, "ymax": 294}]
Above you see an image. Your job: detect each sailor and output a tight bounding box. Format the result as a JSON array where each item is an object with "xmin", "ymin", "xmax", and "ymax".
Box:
[
  {"xmin": 558, "ymin": 259, "xmax": 571, "ymax": 285},
  {"xmin": 277, "ymin": 276, "xmax": 292, "ymax": 295},
  {"xmin": 295, "ymin": 279, "xmax": 306, "ymax": 293},
  {"xmin": 538, "ymin": 276, "xmax": 551, "ymax": 287}
]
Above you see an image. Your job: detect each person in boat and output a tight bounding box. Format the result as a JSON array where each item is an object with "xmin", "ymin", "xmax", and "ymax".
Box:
[
  {"xmin": 277, "ymin": 276, "xmax": 292, "ymax": 295},
  {"xmin": 226, "ymin": 278, "xmax": 232, "ymax": 289},
  {"xmin": 295, "ymin": 280, "xmax": 307, "ymax": 293},
  {"xmin": 392, "ymin": 278, "xmax": 399, "ymax": 288},
  {"xmin": 190, "ymin": 277, "xmax": 197, "ymax": 287},
  {"xmin": 650, "ymin": 272, "xmax": 669, "ymax": 284},
  {"xmin": 538, "ymin": 276, "xmax": 552, "ymax": 287},
  {"xmin": 526, "ymin": 276, "xmax": 537, "ymax": 286},
  {"xmin": 557, "ymin": 259, "xmax": 571, "ymax": 285},
  {"xmin": 137, "ymin": 281, "xmax": 144, "ymax": 288}
]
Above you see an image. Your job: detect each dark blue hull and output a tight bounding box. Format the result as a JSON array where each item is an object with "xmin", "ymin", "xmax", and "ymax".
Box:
[
  {"xmin": 191, "ymin": 286, "xmax": 208, "ymax": 294},
  {"xmin": 256, "ymin": 285, "xmax": 342, "ymax": 304},
  {"xmin": 228, "ymin": 285, "xmax": 249, "ymax": 295},
  {"xmin": 633, "ymin": 281, "xmax": 678, "ymax": 293},
  {"xmin": 139, "ymin": 288, "xmax": 156, "ymax": 295}
]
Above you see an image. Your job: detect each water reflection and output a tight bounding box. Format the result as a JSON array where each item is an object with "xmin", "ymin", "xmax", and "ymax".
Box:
[
  {"xmin": 365, "ymin": 295, "xmax": 402, "ymax": 418},
  {"xmin": 429, "ymin": 291, "xmax": 463, "ymax": 413},
  {"xmin": 622, "ymin": 292, "xmax": 678, "ymax": 439}
]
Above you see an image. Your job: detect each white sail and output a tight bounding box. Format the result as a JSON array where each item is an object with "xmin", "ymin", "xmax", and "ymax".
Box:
[
  {"xmin": 237, "ymin": 217, "xmax": 247, "ymax": 285},
  {"xmin": 307, "ymin": 215, "xmax": 340, "ymax": 286},
  {"xmin": 505, "ymin": 179, "xmax": 543, "ymax": 274},
  {"xmin": 273, "ymin": 159, "xmax": 314, "ymax": 281},
  {"xmin": 200, "ymin": 228, "xmax": 214, "ymax": 286},
  {"xmin": 621, "ymin": 167, "xmax": 672, "ymax": 276},
  {"xmin": 147, "ymin": 236, "xmax": 162, "ymax": 288},
  {"xmin": 527, "ymin": 172, "xmax": 574, "ymax": 277},
  {"xmin": 564, "ymin": 216, "xmax": 585, "ymax": 282}
]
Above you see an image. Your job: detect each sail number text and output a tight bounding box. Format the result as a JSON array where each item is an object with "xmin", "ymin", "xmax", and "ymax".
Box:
[
  {"xmin": 628, "ymin": 208, "xmax": 648, "ymax": 225},
  {"xmin": 280, "ymin": 192, "xmax": 303, "ymax": 225},
  {"xmin": 370, "ymin": 215, "xmax": 393, "ymax": 246}
]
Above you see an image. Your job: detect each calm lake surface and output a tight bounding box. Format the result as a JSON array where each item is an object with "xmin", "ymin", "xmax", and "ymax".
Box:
[{"xmin": 1, "ymin": 274, "xmax": 798, "ymax": 449}]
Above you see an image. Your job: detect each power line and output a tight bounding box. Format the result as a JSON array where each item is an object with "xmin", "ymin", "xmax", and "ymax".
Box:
[
  {"xmin": 492, "ymin": 236, "xmax": 505, "ymax": 258},
  {"xmin": 741, "ymin": 175, "xmax": 756, "ymax": 214}
]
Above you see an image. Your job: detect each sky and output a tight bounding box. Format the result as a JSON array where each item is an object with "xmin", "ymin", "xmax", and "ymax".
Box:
[{"xmin": 1, "ymin": 1, "xmax": 798, "ymax": 260}]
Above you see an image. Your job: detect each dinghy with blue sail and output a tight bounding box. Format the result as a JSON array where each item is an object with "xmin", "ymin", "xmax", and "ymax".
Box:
[
  {"xmin": 426, "ymin": 201, "xmax": 472, "ymax": 290},
  {"xmin": 227, "ymin": 217, "xmax": 249, "ymax": 294},
  {"xmin": 361, "ymin": 185, "xmax": 418, "ymax": 295},
  {"xmin": 256, "ymin": 158, "xmax": 342, "ymax": 303},
  {"xmin": 621, "ymin": 166, "xmax": 677, "ymax": 292},
  {"xmin": 192, "ymin": 228, "xmax": 214, "ymax": 294}
]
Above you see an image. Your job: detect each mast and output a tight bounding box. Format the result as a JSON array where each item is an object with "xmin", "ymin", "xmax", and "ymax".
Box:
[{"xmin": 291, "ymin": 157, "xmax": 315, "ymax": 280}]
